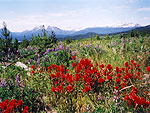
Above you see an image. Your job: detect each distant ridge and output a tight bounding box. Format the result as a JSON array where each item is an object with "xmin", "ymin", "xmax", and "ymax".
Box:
[{"xmin": 1, "ymin": 23, "xmax": 149, "ymax": 41}]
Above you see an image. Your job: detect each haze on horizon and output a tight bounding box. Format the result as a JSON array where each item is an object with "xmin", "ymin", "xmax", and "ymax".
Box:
[{"xmin": 0, "ymin": 0, "xmax": 150, "ymax": 32}]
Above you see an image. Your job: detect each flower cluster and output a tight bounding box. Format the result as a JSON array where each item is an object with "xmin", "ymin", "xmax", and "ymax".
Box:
[
  {"xmin": 124, "ymin": 86, "xmax": 150, "ymax": 109},
  {"xmin": 31, "ymin": 58, "xmax": 150, "ymax": 110},
  {"xmin": 0, "ymin": 99, "xmax": 29, "ymax": 113}
]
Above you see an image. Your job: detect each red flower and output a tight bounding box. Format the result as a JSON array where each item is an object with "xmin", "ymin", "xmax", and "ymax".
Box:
[
  {"xmin": 31, "ymin": 65, "xmax": 35, "ymax": 69},
  {"xmin": 124, "ymin": 95, "xmax": 129, "ymax": 100},
  {"xmin": 43, "ymin": 67, "xmax": 46, "ymax": 70},
  {"xmin": 74, "ymin": 73, "xmax": 81, "ymax": 81},
  {"xmin": 146, "ymin": 66, "xmax": 150, "ymax": 72},
  {"xmin": 116, "ymin": 78, "xmax": 120, "ymax": 83},
  {"xmin": 116, "ymin": 66, "xmax": 119, "ymax": 72},
  {"xmin": 55, "ymin": 81, "xmax": 58, "ymax": 85},
  {"xmin": 100, "ymin": 64, "xmax": 104, "ymax": 68},
  {"xmin": 117, "ymin": 73, "xmax": 122, "ymax": 77},
  {"xmin": 31, "ymin": 70, "xmax": 35, "ymax": 74},
  {"xmin": 51, "ymin": 87, "xmax": 56, "ymax": 92},
  {"xmin": 82, "ymin": 85, "xmax": 91, "ymax": 92},
  {"xmin": 114, "ymin": 86, "xmax": 118, "ymax": 90},
  {"xmin": 124, "ymin": 62, "xmax": 129, "ymax": 67},
  {"xmin": 18, "ymin": 100, "xmax": 23, "ymax": 106},
  {"xmin": 137, "ymin": 64, "xmax": 140, "ymax": 67},
  {"xmin": 66, "ymin": 84, "xmax": 73, "ymax": 92},
  {"xmin": 23, "ymin": 106, "xmax": 29, "ymax": 113},
  {"xmin": 50, "ymin": 74, "xmax": 55, "ymax": 78},
  {"xmin": 137, "ymin": 72, "xmax": 140, "ymax": 76},
  {"xmin": 72, "ymin": 62, "xmax": 76, "ymax": 67},
  {"xmin": 72, "ymin": 55, "xmax": 76, "ymax": 60},
  {"xmin": 140, "ymin": 97, "xmax": 146, "ymax": 105},
  {"xmin": 3, "ymin": 99, "xmax": 9, "ymax": 104},
  {"xmin": 107, "ymin": 76, "xmax": 112, "ymax": 81},
  {"xmin": 107, "ymin": 64, "xmax": 112, "ymax": 70},
  {"xmin": 131, "ymin": 60, "xmax": 134, "ymax": 63},
  {"xmin": 0, "ymin": 101, "xmax": 8, "ymax": 109},
  {"xmin": 57, "ymin": 85, "xmax": 63, "ymax": 92},
  {"xmin": 98, "ymin": 78, "xmax": 105, "ymax": 84}
]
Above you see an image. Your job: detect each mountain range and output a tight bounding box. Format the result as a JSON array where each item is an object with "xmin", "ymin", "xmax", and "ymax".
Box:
[{"xmin": 0, "ymin": 23, "xmax": 149, "ymax": 41}]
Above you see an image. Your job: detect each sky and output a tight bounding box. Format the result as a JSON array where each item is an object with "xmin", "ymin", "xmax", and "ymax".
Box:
[{"xmin": 0, "ymin": 0, "xmax": 150, "ymax": 32}]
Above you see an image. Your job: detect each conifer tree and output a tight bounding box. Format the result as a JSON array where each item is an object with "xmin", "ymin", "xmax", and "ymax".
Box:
[
  {"xmin": 21, "ymin": 35, "xmax": 29, "ymax": 48},
  {"xmin": 13, "ymin": 38, "xmax": 19, "ymax": 53},
  {"xmin": 2, "ymin": 21, "xmax": 12, "ymax": 54}
]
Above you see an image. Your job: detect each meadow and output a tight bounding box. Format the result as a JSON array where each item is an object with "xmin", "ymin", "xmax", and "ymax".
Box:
[{"xmin": 0, "ymin": 25, "xmax": 150, "ymax": 113}]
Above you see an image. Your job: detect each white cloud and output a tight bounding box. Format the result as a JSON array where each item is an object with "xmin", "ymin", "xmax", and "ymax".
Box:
[
  {"xmin": 48, "ymin": 13, "xmax": 65, "ymax": 17},
  {"xmin": 137, "ymin": 7, "xmax": 150, "ymax": 11},
  {"xmin": 128, "ymin": 0, "xmax": 140, "ymax": 3},
  {"xmin": 113, "ymin": 5, "xmax": 129, "ymax": 9},
  {"xmin": 143, "ymin": 17, "xmax": 150, "ymax": 20}
]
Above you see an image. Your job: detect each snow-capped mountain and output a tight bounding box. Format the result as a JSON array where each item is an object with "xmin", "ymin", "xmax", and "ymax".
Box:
[
  {"xmin": 72, "ymin": 23, "xmax": 141, "ymax": 35},
  {"xmin": 0, "ymin": 23, "xmax": 146, "ymax": 41},
  {"xmin": 113, "ymin": 23, "xmax": 141, "ymax": 28}
]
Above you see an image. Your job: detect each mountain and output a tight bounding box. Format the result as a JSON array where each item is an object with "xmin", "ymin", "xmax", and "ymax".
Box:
[
  {"xmin": 9, "ymin": 25, "xmax": 75, "ymax": 41},
  {"xmin": 114, "ymin": 23, "xmax": 141, "ymax": 28},
  {"xmin": 0, "ymin": 23, "xmax": 148, "ymax": 41},
  {"xmin": 132, "ymin": 25, "xmax": 150, "ymax": 34},
  {"xmin": 72, "ymin": 23, "xmax": 140, "ymax": 35}
]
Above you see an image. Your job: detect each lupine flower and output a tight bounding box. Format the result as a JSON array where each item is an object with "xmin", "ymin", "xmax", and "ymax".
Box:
[
  {"xmin": 56, "ymin": 52, "xmax": 58, "ymax": 56},
  {"xmin": 66, "ymin": 46, "xmax": 70, "ymax": 50},
  {"xmin": 0, "ymin": 79, "xmax": 7, "ymax": 87},
  {"xmin": 98, "ymin": 96, "xmax": 103, "ymax": 101},
  {"xmin": 116, "ymin": 103, "xmax": 120, "ymax": 107},
  {"xmin": 15, "ymin": 74, "xmax": 20, "ymax": 86},
  {"xmin": 45, "ymin": 55, "xmax": 49, "ymax": 61},
  {"xmin": 95, "ymin": 44, "xmax": 99, "ymax": 48},
  {"xmin": 45, "ymin": 48, "xmax": 51, "ymax": 54},
  {"xmin": 37, "ymin": 58, "xmax": 41, "ymax": 65}
]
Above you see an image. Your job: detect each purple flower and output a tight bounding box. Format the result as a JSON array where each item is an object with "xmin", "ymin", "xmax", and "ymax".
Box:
[
  {"xmin": 116, "ymin": 103, "xmax": 120, "ymax": 107},
  {"xmin": 45, "ymin": 55, "xmax": 49, "ymax": 61},
  {"xmin": 113, "ymin": 89, "xmax": 119, "ymax": 95},
  {"xmin": 20, "ymin": 80, "xmax": 25, "ymax": 88},
  {"xmin": 95, "ymin": 44, "xmax": 99, "ymax": 48},
  {"xmin": 0, "ymin": 78, "xmax": 7, "ymax": 87},
  {"xmin": 45, "ymin": 48, "xmax": 51, "ymax": 54},
  {"xmin": 43, "ymin": 58, "xmax": 46, "ymax": 63},
  {"xmin": 121, "ymin": 37, "xmax": 125, "ymax": 43},
  {"xmin": 66, "ymin": 46, "xmax": 70, "ymax": 50},
  {"xmin": 37, "ymin": 54, "xmax": 40, "ymax": 58},
  {"xmin": 15, "ymin": 74, "xmax": 20, "ymax": 86},
  {"xmin": 37, "ymin": 58, "xmax": 41, "ymax": 65},
  {"xmin": 113, "ymin": 96, "xmax": 117, "ymax": 99},
  {"xmin": 98, "ymin": 96, "xmax": 103, "ymax": 101},
  {"xmin": 59, "ymin": 43, "xmax": 64, "ymax": 50},
  {"xmin": 56, "ymin": 52, "xmax": 58, "ymax": 56}
]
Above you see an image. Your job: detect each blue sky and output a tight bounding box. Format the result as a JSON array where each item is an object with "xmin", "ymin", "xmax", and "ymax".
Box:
[{"xmin": 0, "ymin": 0, "xmax": 150, "ymax": 32}]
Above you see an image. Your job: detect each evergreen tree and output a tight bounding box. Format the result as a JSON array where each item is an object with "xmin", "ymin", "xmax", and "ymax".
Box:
[
  {"xmin": 2, "ymin": 21, "xmax": 12, "ymax": 54},
  {"xmin": 130, "ymin": 30, "xmax": 135, "ymax": 37},
  {"xmin": 13, "ymin": 38, "xmax": 19, "ymax": 53},
  {"xmin": 21, "ymin": 36, "xmax": 29, "ymax": 48},
  {"xmin": 95, "ymin": 34, "xmax": 100, "ymax": 40},
  {"xmin": 50, "ymin": 31, "xmax": 57, "ymax": 44},
  {"xmin": 0, "ymin": 37, "xmax": 5, "ymax": 52}
]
